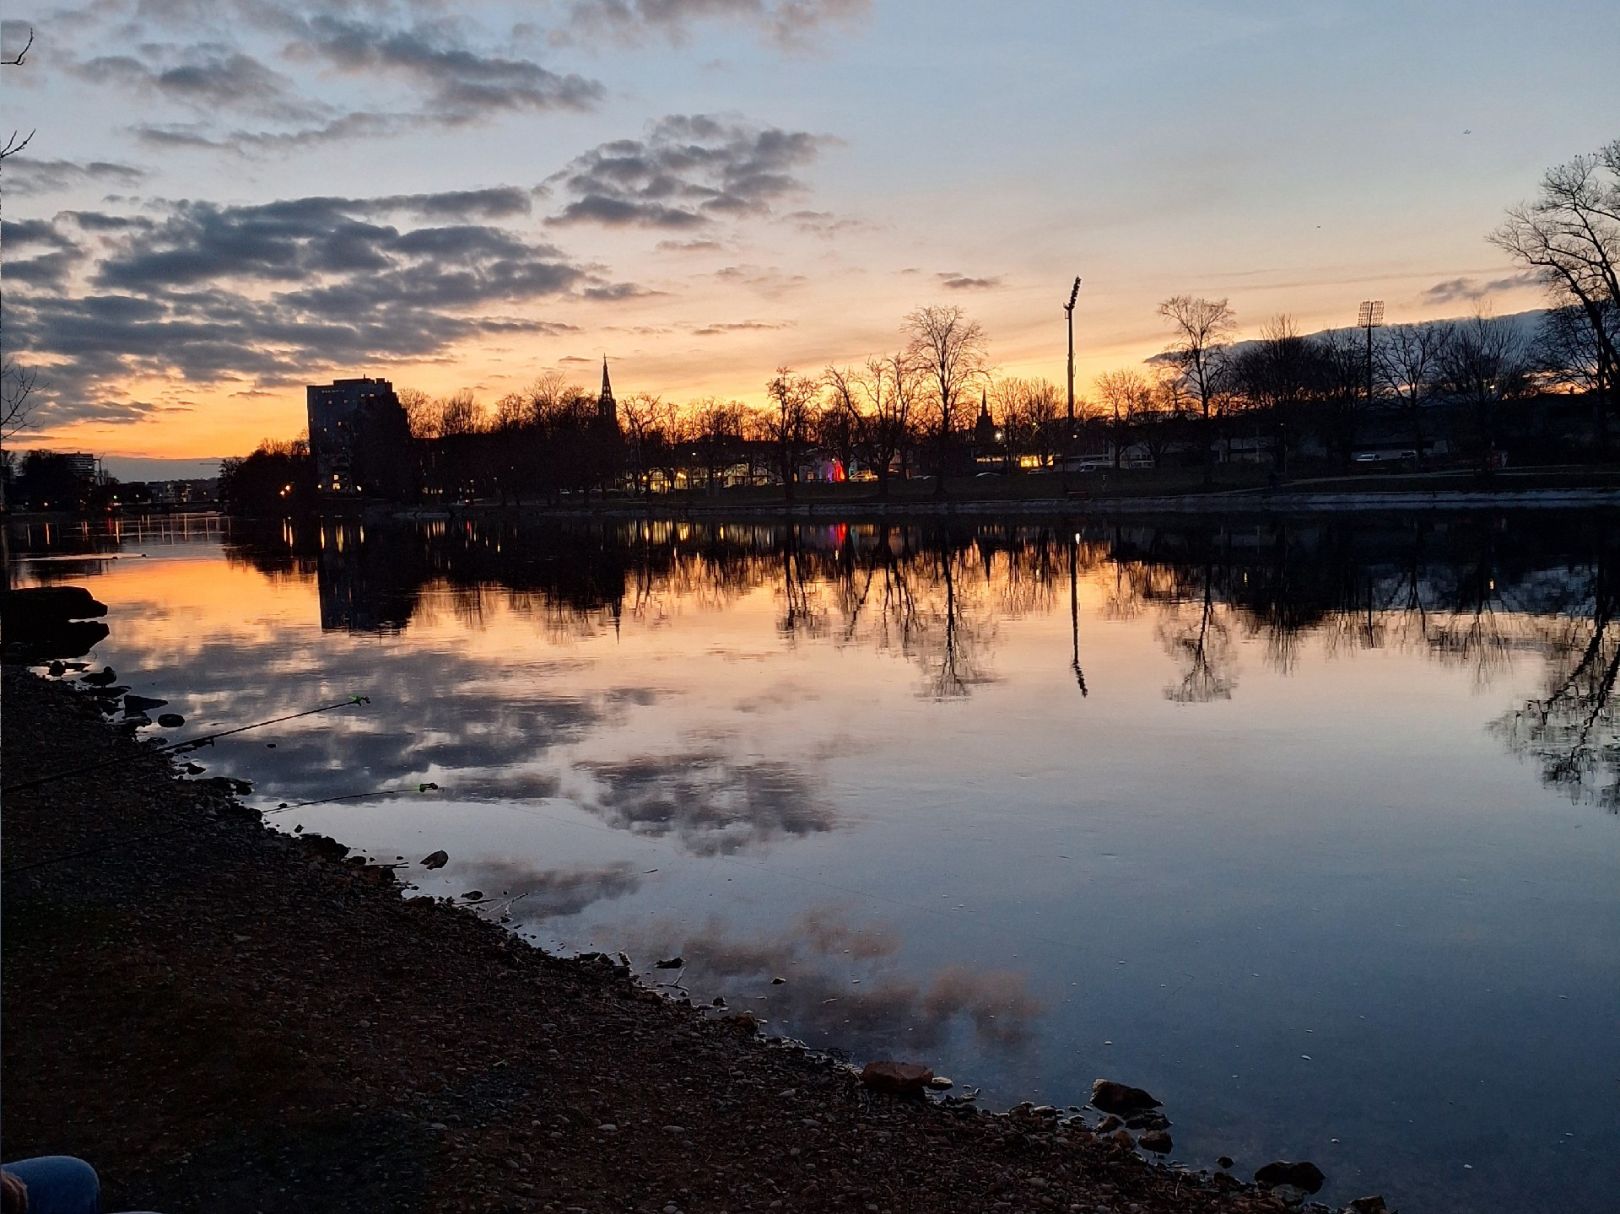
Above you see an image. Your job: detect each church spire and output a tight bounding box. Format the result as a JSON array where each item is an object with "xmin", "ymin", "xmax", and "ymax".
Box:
[{"xmin": 598, "ymin": 355, "xmax": 620, "ymax": 429}]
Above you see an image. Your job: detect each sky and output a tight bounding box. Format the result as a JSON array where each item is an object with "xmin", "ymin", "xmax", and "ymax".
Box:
[{"xmin": 4, "ymin": 0, "xmax": 1617, "ymax": 479}]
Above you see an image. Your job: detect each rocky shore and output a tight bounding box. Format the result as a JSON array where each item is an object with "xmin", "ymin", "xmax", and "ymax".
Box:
[{"xmin": 3, "ymin": 667, "xmax": 1362, "ymax": 1213}]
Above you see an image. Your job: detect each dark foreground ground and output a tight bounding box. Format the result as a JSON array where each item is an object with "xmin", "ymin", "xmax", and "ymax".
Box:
[{"xmin": 3, "ymin": 668, "xmax": 1352, "ymax": 1213}]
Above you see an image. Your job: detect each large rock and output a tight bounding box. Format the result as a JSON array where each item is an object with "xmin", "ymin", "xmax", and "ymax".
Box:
[
  {"xmin": 859, "ymin": 1060, "xmax": 933, "ymax": 1096},
  {"xmin": 1254, "ymin": 1160, "xmax": 1326, "ymax": 1194},
  {"xmin": 1090, "ymin": 1079, "xmax": 1162, "ymax": 1115},
  {"xmin": 1138, "ymin": 1129, "xmax": 1173, "ymax": 1153},
  {"xmin": 1, "ymin": 585, "xmax": 108, "ymax": 628}
]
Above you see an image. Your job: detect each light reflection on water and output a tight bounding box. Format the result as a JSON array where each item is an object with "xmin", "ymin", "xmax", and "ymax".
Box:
[{"xmin": 9, "ymin": 511, "xmax": 1619, "ymax": 1214}]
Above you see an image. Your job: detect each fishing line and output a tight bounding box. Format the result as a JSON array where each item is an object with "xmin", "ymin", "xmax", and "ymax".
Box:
[{"xmin": 1, "ymin": 695, "xmax": 373, "ymax": 794}]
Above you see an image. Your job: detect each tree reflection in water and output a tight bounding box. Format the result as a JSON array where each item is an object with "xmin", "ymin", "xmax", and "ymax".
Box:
[{"xmin": 214, "ymin": 511, "xmax": 1620, "ymax": 810}]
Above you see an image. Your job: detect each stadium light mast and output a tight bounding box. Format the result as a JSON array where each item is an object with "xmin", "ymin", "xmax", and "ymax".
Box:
[
  {"xmin": 1357, "ymin": 299, "xmax": 1384, "ymax": 412},
  {"xmin": 1065, "ymin": 276, "xmax": 1082, "ymax": 427}
]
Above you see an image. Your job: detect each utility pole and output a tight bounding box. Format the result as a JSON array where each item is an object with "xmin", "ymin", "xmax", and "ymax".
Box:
[{"xmin": 1064, "ymin": 277, "xmax": 1081, "ymax": 476}]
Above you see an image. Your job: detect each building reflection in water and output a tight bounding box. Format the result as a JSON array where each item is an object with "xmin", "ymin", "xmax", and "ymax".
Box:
[{"xmin": 206, "ymin": 510, "xmax": 1620, "ymax": 809}]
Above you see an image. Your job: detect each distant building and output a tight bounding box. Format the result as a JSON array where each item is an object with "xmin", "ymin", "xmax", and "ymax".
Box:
[{"xmin": 307, "ymin": 377, "xmax": 403, "ymax": 495}]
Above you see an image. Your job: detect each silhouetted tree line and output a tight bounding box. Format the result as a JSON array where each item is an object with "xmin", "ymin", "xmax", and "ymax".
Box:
[{"xmin": 213, "ymin": 141, "xmax": 1614, "ymax": 516}]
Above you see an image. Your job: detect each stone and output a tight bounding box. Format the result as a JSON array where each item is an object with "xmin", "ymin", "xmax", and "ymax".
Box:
[
  {"xmin": 1344, "ymin": 1198, "xmax": 1389, "ymax": 1214},
  {"xmin": 1138, "ymin": 1130, "xmax": 1173, "ymax": 1153},
  {"xmin": 859, "ymin": 1060, "xmax": 933, "ymax": 1096},
  {"xmin": 1124, "ymin": 1111, "xmax": 1170, "ymax": 1131},
  {"xmin": 1094, "ymin": 1115, "xmax": 1123, "ymax": 1133},
  {"xmin": 1090, "ymin": 1079, "xmax": 1161, "ymax": 1115},
  {"xmin": 124, "ymin": 694, "xmax": 168, "ymax": 713},
  {"xmin": 463, "ymin": 891, "xmax": 484, "ymax": 901},
  {"xmin": 1216, "ymin": 1156, "xmax": 1234, "ymax": 1170},
  {"xmin": 157, "ymin": 713, "xmax": 185, "ymax": 728},
  {"xmin": 420, "ymin": 850, "xmax": 449, "ymax": 869},
  {"xmin": 655, "ymin": 956, "xmax": 684, "ymax": 968},
  {"xmin": 926, "ymin": 1076, "xmax": 954, "ymax": 1090},
  {"xmin": 1254, "ymin": 1160, "xmax": 1326, "ymax": 1194}
]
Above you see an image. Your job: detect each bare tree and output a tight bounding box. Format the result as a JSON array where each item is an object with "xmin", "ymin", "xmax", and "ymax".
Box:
[
  {"xmin": 856, "ymin": 352, "xmax": 917, "ymax": 497},
  {"xmin": 1, "ymin": 27, "xmax": 34, "ymax": 162},
  {"xmin": 1093, "ymin": 369, "xmax": 1153, "ymax": 469},
  {"xmin": 691, "ymin": 397, "xmax": 747, "ymax": 492},
  {"xmin": 821, "ymin": 364, "xmax": 865, "ymax": 479},
  {"xmin": 1491, "ymin": 141, "xmax": 1619, "ymax": 453},
  {"xmin": 1, "ymin": 355, "xmax": 38, "ymax": 442},
  {"xmin": 1439, "ymin": 313, "xmax": 1530, "ymax": 472},
  {"xmin": 437, "ymin": 389, "xmax": 486, "ymax": 437},
  {"xmin": 1377, "ymin": 322, "xmax": 1452, "ymax": 467},
  {"xmin": 619, "ymin": 391, "xmax": 674, "ymax": 496},
  {"xmin": 1537, "ymin": 303, "xmax": 1619, "ymax": 403},
  {"xmin": 904, "ymin": 305, "xmax": 988, "ymax": 494},
  {"xmin": 765, "ymin": 366, "xmax": 818, "ymax": 502},
  {"xmin": 1158, "ymin": 295, "xmax": 1236, "ymax": 484}
]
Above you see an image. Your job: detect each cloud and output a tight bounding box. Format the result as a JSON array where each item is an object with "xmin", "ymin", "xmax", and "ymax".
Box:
[
  {"xmin": 7, "ymin": 190, "xmax": 604, "ymax": 429},
  {"xmin": 296, "ymin": 15, "xmax": 603, "ymax": 123},
  {"xmin": 73, "ymin": 44, "xmax": 322, "ymax": 122},
  {"xmin": 1, "ymin": 158, "xmax": 148, "ymax": 198},
  {"xmin": 656, "ymin": 237, "xmax": 727, "ymax": 253},
  {"xmin": 50, "ymin": 8, "xmax": 603, "ymax": 155},
  {"xmin": 548, "ymin": 114, "xmax": 828, "ymax": 230},
  {"xmin": 573, "ymin": 747, "xmax": 837, "ymax": 854},
  {"xmin": 937, "ymin": 272, "xmax": 1002, "ymax": 291},
  {"xmin": 710, "ymin": 263, "xmax": 808, "ymax": 298},
  {"xmin": 453, "ymin": 860, "xmax": 645, "ymax": 923},
  {"xmin": 691, "ymin": 320, "xmax": 791, "ymax": 336},
  {"xmin": 1423, "ymin": 270, "xmax": 1540, "ymax": 304},
  {"xmin": 618, "ymin": 908, "xmax": 1045, "ymax": 1058},
  {"xmin": 554, "ymin": 0, "xmax": 871, "ymax": 50},
  {"xmin": 786, "ymin": 209, "xmax": 870, "ymax": 238}
]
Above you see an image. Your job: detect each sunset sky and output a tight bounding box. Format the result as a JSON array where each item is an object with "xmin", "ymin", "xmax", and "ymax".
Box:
[{"xmin": 5, "ymin": 0, "xmax": 1617, "ymax": 478}]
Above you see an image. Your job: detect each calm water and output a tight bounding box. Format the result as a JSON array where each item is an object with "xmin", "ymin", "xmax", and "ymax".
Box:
[{"xmin": 9, "ymin": 510, "xmax": 1618, "ymax": 1213}]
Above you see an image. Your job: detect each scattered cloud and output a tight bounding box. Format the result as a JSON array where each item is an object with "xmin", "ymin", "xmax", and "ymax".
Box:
[
  {"xmin": 294, "ymin": 15, "xmax": 604, "ymax": 124},
  {"xmin": 691, "ymin": 319, "xmax": 791, "ymax": 336},
  {"xmin": 8, "ymin": 190, "xmax": 606, "ymax": 428},
  {"xmin": 786, "ymin": 209, "xmax": 870, "ymax": 238},
  {"xmin": 618, "ymin": 907, "xmax": 1045, "ymax": 1058},
  {"xmin": 45, "ymin": 8, "xmax": 604, "ymax": 157},
  {"xmin": 554, "ymin": 0, "xmax": 871, "ymax": 51},
  {"xmin": 454, "ymin": 859, "xmax": 644, "ymax": 922},
  {"xmin": 937, "ymin": 272, "xmax": 1002, "ymax": 291},
  {"xmin": 548, "ymin": 114, "xmax": 828, "ymax": 230},
  {"xmin": 573, "ymin": 747, "xmax": 836, "ymax": 854},
  {"xmin": 1422, "ymin": 270, "xmax": 1540, "ymax": 304},
  {"xmin": 1, "ymin": 158, "xmax": 148, "ymax": 198},
  {"xmin": 73, "ymin": 44, "xmax": 321, "ymax": 122},
  {"xmin": 710, "ymin": 263, "xmax": 808, "ymax": 297},
  {"xmin": 656, "ymin": 237, "xmax": 728, "ymax": 253}
]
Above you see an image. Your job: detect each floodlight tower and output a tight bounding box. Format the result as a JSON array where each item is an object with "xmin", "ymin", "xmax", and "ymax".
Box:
[
  {"xmin": 1064, "ymin": 276, "xmax": 1082, "ymax": 427},
  {"xmin": 1357, "ymin": 299, "xmax": 1384, "ymax": 411}
]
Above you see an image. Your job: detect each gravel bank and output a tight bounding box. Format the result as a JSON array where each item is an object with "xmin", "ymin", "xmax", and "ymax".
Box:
[{"xmin": 3, "ymin": 666, "xmax": 1324, "ymax": 1214}]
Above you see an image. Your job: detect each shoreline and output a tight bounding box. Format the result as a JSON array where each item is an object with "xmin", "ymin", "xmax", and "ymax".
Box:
[{"xmin": 4, "ymin": 665, "xmax": 1365, "ymax": 1213}]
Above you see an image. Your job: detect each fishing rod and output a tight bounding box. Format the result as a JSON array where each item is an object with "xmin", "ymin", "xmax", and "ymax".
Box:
[
  {"xmin": 262, "ymin": 781, "xmax": 439, "ymax": 814},
  {"xmin": 1, "ymin": 695, "xmax": 373, "ymax": 794}
]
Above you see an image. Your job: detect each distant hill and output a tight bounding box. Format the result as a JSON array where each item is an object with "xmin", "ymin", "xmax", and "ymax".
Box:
[{"xmin": 1146, "ymin": 309, "xmax": 1550, "ymax": 365}]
